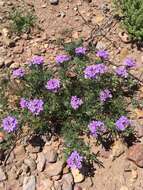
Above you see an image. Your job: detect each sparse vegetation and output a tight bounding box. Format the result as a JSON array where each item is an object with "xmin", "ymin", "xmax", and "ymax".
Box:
[
  {"xmin": 114, "ymin": 0, "xmax": 143, "ymax": 41},
  {"xmin": 10, "ymin": 8, "xmax": 36, "ymax": 34}
]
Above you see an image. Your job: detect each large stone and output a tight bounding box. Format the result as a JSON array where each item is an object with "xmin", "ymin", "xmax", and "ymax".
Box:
[
  {"xmin": 24, "ymin": 158, "xmax": 37, "ymax": 171},
  {"xmin": 45, "ymin": 161, "xmax": 65, "ymax": 177},
  {"xmin": 124, "ymin": 161, "xmax": 137, "ymax": 172},
  {"xmin": 71, "ymin": 169, "xmax": 84, "ymax": 183},
  {"xmin": 46, "ymin": 149, "xmax": 58, "ymax": 163},
  {"xmin": 62, "ymin": 173, "xmax": 74, "ymax": 190},
  {"xmin": 26, "ymin": 144, "xmax": 41, "ymax": 153},
  {"xmin": 14, "ymin": 145, "xmax": 26, "ymax": 161},
  {"xmin": 23, "ymin": 176, "xmax": 36, "ymax": 190},
  {"xmin": 43, "ymin": 145, "xmax": 58, "ymax": 163},
  {"xmin": 0, "ymin": 167, "xmax": 7, "ymax": 182},
  {"xmin": 37, "ymin": 152, "xmax": 46, "ymax": 172},
  {"xmin": 79, "ymin": 177, "xmax": 93, "ymax": 189},
  {"xmin": 54, "ymin": 180, "xmax": 62, "ymax": 190},
  {"xmin": 127, "ymin": 144, "xmax": 143, "ymax": 167},
  {"xmin": 21, "ymin": 163, "xmax": 29, "ymax": 175},
  {"xmin": 110, "ymin": 140, "xmax": 126, "ymax": 160},
  {"xmin": 132, "ymin": 120, "xmax": 143, "ymax": 138},
  {"xmin": 37, "ymin": 177, "xmax": 53, "ymax": 190}
]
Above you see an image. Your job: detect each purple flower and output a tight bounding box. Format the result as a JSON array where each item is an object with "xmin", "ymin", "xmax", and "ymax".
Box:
[
  {"xmin": 45, "ymin": 79, "xmax": 60, "ymax": 93},
  {"xmin": 88, "ymin": 120, "xmax": 106, "ymax": 137},
  {"xmin": 70, "ymin": 96, "xmax": 83, "ymax": 110},
  {"xmin": 96, "ymin": 50, "xmax": 109, "ymax": 59},
  {"xmin": 116, "ymin": 116, "xmax": 130, "ymax": 131},
  {"xmin": 116, "ymin": 66, "xmax": 128, "ymax": 78},
  {"xmin": 124, "ymin": 58, "xmax": 136, "ymax": 68},
  {"xmin": 2, "ymin": 116, "xmax": 18, "ymax": 133},
  {"xmin": 75, "ymin": 47, "xmax": 86, "ymax": 55},
  {"xmin": 27, "ymin": 99, "xmax": 44, "ymax": 115},
  {"xmin": 12, "ymin": 68, "xmax": 25, "ymax": 78},
  {"xmin": 20, "ymin": 98, "xmax": 28, "ymax": 109},
  {"xmin": 100, "ymin": 89, "xmax": 112, "ymax": 103},
  {"xmin": 30, "ymin": 56, "xmax": 44, "ymax": 65},
  {"xmin": 84, "ymin": 64, "xmax": 108, "ymax": 79},
  {"xmin": 55, "ymin": 55, "xmax": 71, "ymax": 64},
  {"xmin": 84, "ymin": 65, "xmax": 97, "ymax": 79},
  {"xmin": 67, "ymin": 151, "xmax": 83, "ymax": 169}
]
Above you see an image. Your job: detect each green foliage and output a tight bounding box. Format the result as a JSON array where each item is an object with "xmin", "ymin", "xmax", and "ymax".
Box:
[
  {"xmin": 0, "ymin": 41, "xmax": 138, "ymax": 166},
  {"xmin": 10, "ymin": 8, "xmax": 36, "ymax": 34},
  {"xmin": 114, "ymin": 0, "xmax": 143, "ymax": 40},
  {"xmin": 64, "ymin": 39, "xmax": 83, "ymax": 56}
]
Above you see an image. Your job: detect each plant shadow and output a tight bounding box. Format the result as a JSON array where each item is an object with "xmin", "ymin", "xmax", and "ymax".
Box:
[
  {"xmin": 123, "ymin": 133, "xmax": 139, "ymax": 147},
  {"xmin": 29, "ymin": 134, "xmax": 45, "ymax": 149}
]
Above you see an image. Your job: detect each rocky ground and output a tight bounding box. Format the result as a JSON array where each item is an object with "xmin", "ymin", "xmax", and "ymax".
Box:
[
  {"xmin": 0, "ymin": 0, "xmax": 143, "ymax": 190},
  {"xmin": 1, "ymin": 134, "xmax": 143, "ymax": 190}
]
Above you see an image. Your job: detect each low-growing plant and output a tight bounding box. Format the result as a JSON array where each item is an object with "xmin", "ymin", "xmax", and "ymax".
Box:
[
  {"xmin": 10, "ymin": 8, "xmax": 36, "ymax": 34},
  {"xmin": 113, "ymin": 0, "xmax": 143, "ymax": 41},
  {"xmin": 0, "ymin": 42, "xmax": 138, "ymax": 170}
]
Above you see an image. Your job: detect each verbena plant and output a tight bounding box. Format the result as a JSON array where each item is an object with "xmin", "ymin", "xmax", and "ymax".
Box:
[
  {"xmin": 113, "ymin": 0, "xmax": 143, "ymax": 41},
  {"xmin": 0, "ymin": 42, "xmax": 138, "ymax": 169},
  {"xmin": 10, "ymin": 8, "xmax": 36, "ymax": 34}
]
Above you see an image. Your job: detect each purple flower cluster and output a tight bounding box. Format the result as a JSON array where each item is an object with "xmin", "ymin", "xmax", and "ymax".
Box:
[
  {"xmin": 75, "ymin": 47, "xmax": 86, "ymax": 56},
  {"xmin": 27, "ymin": 99, "xmax": 44, "ymax": 115},
  {"xmin": 20, "ymin": 98, "xmax": 28, "ymax": 109},
  {"xmin": 96, "ymin": 50, "xmax": 109, "ymax": 59},
  {"xmin": 116, "ymin": 66, "xmax": 128, "ymax": 78},
  {"xmin": 116, "ymin": 116, "xmax": 130, "ymax": 131},
  {"xmin": 45, "ymin": 79, "xmax": 60, "ymax": 93},
  {"xmin": 30, "ymin": 56, "xmax": 44, "ymax": 65},
  {"xmin": 2, "ymin": 116, "xmax": 18, "ymax": 133},
  {"xmin": 124, "ymin": 58, "xmax": 136, "ymax": 68},
  {"xmin": 84, "ymin": 64, "xmax": 108, "ymax": 79},
  {"xmin": 20, "ymin": 98, "xmax": 44, "ymax": 115},
  {"xmin": 88, "ymin": 120, "xmax": 106, "ymax": 137},
  {"xmin": 67, "ymin": 151, "xmax": 83, "ymax": 169},
  {"xmin": 70, "ymin": 96, "xmax": 83, "ymax": 110},
  {"xmin": 55, "ymin": 55, "xmax": 71, "ymax": 64},
  {"xmin": 12, "ymin": 68, "xmax": 25, "ymax": 78},
  {"xmin": 100, "ymin": 89, "xmax": 112, "ymax": 103}
]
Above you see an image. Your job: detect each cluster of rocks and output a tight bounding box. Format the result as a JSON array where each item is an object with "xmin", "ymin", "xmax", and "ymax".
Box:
[
  {"xmin": 0, "ymin": 133, "xmax": 143, "ymax": 190},
  {"xmin": 0, "ymin": 136, "xmax": 86, "ymax": 190}
]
